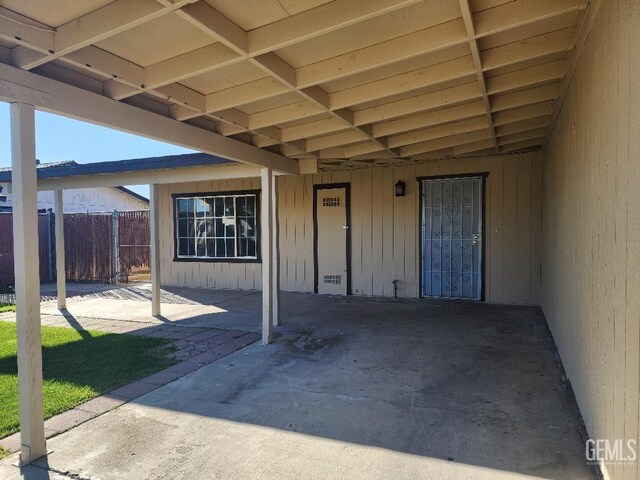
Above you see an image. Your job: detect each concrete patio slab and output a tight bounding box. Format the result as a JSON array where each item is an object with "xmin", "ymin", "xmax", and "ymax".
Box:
[
  {"xmin": 40, "ymin": 300, "xmax": 226, "ymax": 324},
  {"xmin": 0, "ymin": 291, "xmax": 596, "ymax": 480}
]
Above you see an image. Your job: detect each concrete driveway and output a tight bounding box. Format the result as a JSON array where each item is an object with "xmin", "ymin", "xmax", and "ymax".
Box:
[{"xmin": 0, "ymin": 288, "xmax": 595, "ymax": 479}]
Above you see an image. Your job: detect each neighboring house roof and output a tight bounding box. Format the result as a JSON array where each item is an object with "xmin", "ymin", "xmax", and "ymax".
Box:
[
  {"xmin": 0, "ymin": 160, "xmax": 77, "ymax": 173},
  {"xmin": 0, "ymin": 153, "xmax": 231, "ymax": 183},
  {"xmin": 0, "ymin": 160, "xmax": 150, "ymax": 204}
]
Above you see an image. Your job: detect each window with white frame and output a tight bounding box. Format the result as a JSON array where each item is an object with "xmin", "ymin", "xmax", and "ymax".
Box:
[{"xmin": 174, "ymin": 192, "xmax": 259, "ymax": 260}]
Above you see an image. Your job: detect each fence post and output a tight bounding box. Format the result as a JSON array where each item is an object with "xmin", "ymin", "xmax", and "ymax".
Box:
[
  {"xmin": 46, "ymin": 210, "xmax": 53, "ymax": 282},
  {"xmin": 112, "ymin": 209, "xmax": 119, "ymax": 285}
]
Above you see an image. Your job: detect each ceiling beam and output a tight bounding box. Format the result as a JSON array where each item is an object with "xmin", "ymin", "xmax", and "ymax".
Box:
[
  {"xmin": 387, "ymin": 116, "xmax": 490, "ymax": 148},
  {"xmin": 281, "ymin": 118, "xmax": 352, "ymax": 143},
  {"xmin": 458, "ymin": 0, "xmax": 498, "ymax": 152},
  {"xmin": 372, "ymin": 101, "xmax": 487, "ymax": 138},
  {"xmin": 249, "ymin": 101, "xmax": 323, "ymax": 130},
  {"xmin": 491, "ymin": 82, "xmax": 561, "ymax": 112},
  {"xmin": 474, "ymin": 0, "xmax": 587, "ymax": 38},
  {"xmin": 453, "ymin": 139, "xmax": 496, "ymax": 155},
  {"xmin": 495, "ymin": 115, "xmax": 552, "ymax": 137},
  {"xmin": 486, "ymin": 60, "xmax": 567, "ymax": 95},
  {"xmin": 0, "ymin": 62, "xmax": 299, "ymax": 174},
  {"xmin": 492, "ymin": 101, "xmax": 555, "ymax": 126},
  {"xmin": 354, "ymin": 81, "xmax": 483, "ymax": 126},
  {"xmin": 482, "ymin": 28, "xmax": 576, "ymax": 72},
  {"xmin": 329, "ymin": 55, "xmax": 476, "ymax": 110},
  {"xmin": 144, "ymin": 43, "xmax": 240, "ymax": 90},
  {"xmin": 306, "ymin": 130, "xmax": 373, "ymax": 152},
  {"xmin": 498, "ymin": 128, "xmax": 549, "ymax": 146},
  {"xmin": 201, "ymin": 78, "xmax": 289, "ymax": 117},
  {"xmin": 501, "ymin": 138, "xmax": 545, "ymax": 152},
  {"xmin": 400, "ymin": 128, "xmax": 494, "ymax": 157}
]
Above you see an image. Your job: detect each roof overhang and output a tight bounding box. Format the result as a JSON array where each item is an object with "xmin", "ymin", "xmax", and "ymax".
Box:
[
  {"xmin": 0, "ymin": 153, "xmax": 267, "ymax": 191},
  {"xmin": 0, "ymin": 61, "xmax": 301, "ymax": 175}
]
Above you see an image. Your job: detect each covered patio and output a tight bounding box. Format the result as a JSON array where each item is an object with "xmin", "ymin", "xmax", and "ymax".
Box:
[
  {"xmin": 0, "ymin": 0, "xmax": 638, "ymax": 479},
  {"xmin": 1, "ymin": 285, "xmax": 594, "ymax": 479}
]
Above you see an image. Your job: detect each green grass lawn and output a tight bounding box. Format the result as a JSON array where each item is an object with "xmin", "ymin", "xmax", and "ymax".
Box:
[
  {"xmin": 0, "ymin": 322, "xmax": 176, "ymax": 441},
  {"xmin": 0, "ymin": 304, "xmax": 15, "ymax": 313}
]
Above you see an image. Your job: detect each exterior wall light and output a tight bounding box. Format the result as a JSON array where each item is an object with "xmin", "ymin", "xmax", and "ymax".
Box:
[{"xmin": 394, "ymin": 180, "xmax": 406, "ymax": 197}]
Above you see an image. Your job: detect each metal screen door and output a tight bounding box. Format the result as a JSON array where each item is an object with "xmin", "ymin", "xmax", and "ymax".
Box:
[{"xmin": 421, "ymin": 177, "xmax": 483, "ymax": 299}]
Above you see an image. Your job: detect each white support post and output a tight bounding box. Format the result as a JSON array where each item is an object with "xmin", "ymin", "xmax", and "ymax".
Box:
[
  {"xmin": 54, "ymin": 190, "xmax": 66, "ymax": 310},
  {"xmin": 261, "ymin": 168, "xmax": 273, "ymax": 344},
  {"xmin": 149, "ymin": 184, "xmax": 161, "ymax": 317},
  {"xmin": 11, "ymin": 102, "xmax": 47, "ymax": 464},
  {"xmin": 272, "ymin": 174, "xmax": 280, "ymax": 327}
]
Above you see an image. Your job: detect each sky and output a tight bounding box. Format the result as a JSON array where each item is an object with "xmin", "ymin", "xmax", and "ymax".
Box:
[{"xmin": 0, "ymin": 101, "xmax": 196, "ymax": 197}]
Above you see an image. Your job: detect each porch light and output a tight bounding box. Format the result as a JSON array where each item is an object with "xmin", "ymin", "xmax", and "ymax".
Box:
[{"xmin": 395, "ymin": 180, "xmax": 406, "ymax": 197}]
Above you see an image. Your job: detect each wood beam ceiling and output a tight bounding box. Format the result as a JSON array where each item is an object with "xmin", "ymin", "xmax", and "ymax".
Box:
[{"xmin": 0, "ymin": 0, "xmax": 594, "ymax": 165}]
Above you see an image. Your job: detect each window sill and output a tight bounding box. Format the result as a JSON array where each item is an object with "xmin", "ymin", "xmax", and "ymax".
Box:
[{"xmin": 173, "ymin": 257, "xmax": 262, "ymax": 264}]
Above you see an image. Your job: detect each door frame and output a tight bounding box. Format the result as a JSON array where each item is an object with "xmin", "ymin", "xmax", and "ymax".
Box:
[
  {"xmin": 313, "ymin": 183, "xmax": 352, "ymax": 295},
  {"xmin": 416, "ymin": 173, "xmax": 488, "ymax": 301}
]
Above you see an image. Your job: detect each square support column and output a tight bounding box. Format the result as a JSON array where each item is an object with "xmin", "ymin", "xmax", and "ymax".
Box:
[
  {"xmin": 272, "ymin": 175, "xmax": 280, "ymax": 327},
  {"xmin": 54, "ymin": 190, "xmax": 66, "ymax": 310},
  {"xmin": 149, "ymin": 184, "xmax": 161, "ymax": 317},
  {"xmin": 11, "ymin": 102, "xmax": 47, "ymax": 463},
  {"xmin": 261, "ymin": 168, "xmax": 273, "ymax": 345}
]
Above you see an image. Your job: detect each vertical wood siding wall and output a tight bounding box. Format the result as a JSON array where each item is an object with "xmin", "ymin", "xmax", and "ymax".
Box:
[
  {"xmin": 158, "ymin": 152, "xmax": 541, "ymax": 304},
  {"xmin": 541, "ymin": 1, "xmax": 640, "ymax": 479}
]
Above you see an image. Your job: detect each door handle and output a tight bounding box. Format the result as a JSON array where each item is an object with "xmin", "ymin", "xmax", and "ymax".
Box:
[
  {"xmin": 343, "ymin": 225, "xmax": 349, "ymax": 229},
  {"xmin": 472, "ymin": 234, "xmax": 480, "ymax": 246}
]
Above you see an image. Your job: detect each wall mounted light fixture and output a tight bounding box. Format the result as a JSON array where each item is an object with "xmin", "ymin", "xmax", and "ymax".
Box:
[{"xmin": 394, "ymin": 180, "xmax": 406, "ymax": 197}]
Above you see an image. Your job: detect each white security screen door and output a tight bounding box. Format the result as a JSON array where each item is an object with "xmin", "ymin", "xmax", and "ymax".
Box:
[
  {"xmin": 315, "ymin": 187, "xmax": 348, "ymax": 295},
  {"xmin": 421, "ymin": 177, "xmax": 483, "ymax": 300}
]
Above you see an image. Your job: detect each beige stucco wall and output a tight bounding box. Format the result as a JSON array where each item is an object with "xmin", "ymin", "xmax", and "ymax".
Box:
[
  {"xmin": 541, "ymin": 1, "xmax": 640, "ymax": 479},
  {"xmin": 158, "ymin": 152, "xmax": 541, "ymax": 304}
]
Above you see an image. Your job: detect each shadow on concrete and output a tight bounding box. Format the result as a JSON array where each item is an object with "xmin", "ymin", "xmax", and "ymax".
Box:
[{"xmin": 56, "ymin": 309, "xmax": 92, "ymax": 340}]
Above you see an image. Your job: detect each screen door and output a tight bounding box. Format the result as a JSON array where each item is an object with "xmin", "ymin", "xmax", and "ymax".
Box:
[{"xmin": 421, "ymin": 177, "xmax": 483, "ymax": 299}]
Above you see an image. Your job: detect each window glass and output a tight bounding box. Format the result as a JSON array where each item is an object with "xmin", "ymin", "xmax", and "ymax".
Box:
[{"xmin": 175, "ymin": 193, "xmax": 258, "ymax": 260}]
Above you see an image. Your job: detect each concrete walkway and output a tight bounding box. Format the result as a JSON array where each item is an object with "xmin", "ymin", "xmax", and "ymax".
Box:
[{"xmin": 0, "ymin": 288, "xmax": 596, "ymax": 479}]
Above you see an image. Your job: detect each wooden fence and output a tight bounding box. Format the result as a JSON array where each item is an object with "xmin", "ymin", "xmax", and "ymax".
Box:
[{"xmin": 0, "ymin": 210, "xmax": 150, "ymax": 288}]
